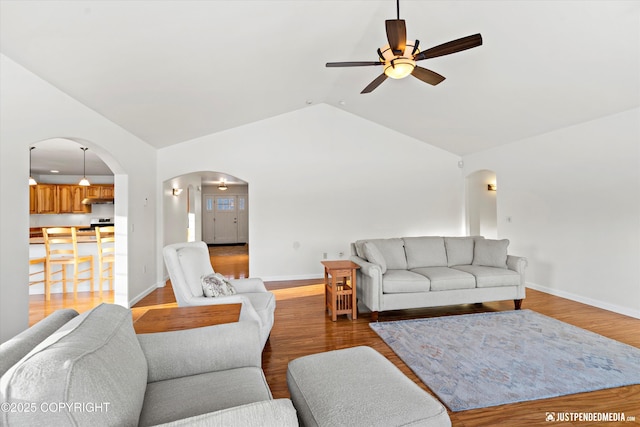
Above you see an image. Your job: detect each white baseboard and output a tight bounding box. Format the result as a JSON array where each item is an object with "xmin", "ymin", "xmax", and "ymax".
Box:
[
  {"xmin": 261, "ymin": 274, "xmax": 324, "ymax": 283},
  {"xmin": 527, "ymin": 282, "xmax": 640, "ymax": 320},
  {"xmin": 128, "ymin": 280, "xmax": 166, "ymax": 307}
]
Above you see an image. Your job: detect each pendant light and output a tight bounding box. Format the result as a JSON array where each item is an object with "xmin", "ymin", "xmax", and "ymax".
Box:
[
  {"xmin": 29, "ymin": 147, "xmax": 37, "ymax": 186},
  {"xmin": 78, "ymin": 147, "xmax": 90, "ymax": 186}
]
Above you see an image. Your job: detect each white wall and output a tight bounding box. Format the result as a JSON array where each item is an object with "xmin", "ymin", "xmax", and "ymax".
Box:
[
  {"xmin": 0, "ymin": 54, "xmax": 159, "ymax": 342},
  {"xmin": 463, "ymin": 108, "xmax": 640, "ymax": 318},
  {"xmin": 159, "ymin": 104, "xmax": 465, "ymax": 280}
]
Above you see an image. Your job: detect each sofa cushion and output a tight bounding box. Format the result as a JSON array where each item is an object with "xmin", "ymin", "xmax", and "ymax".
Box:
[
  {"xmin": 444, "ymin": 237, "xmax": 475, "ymax": 266},
  {"xmin": 473, "ymin": 239, "xmax": 509, "ymax": 269},
  {"xmin": 356, "ymin": 238, "xmax": 407, "ymax": 270},
  {"xmin": 154, "ymin": 399, "xmax": 299, "ymax": 427},
  {"xmin": 411, "ymin": 267, "xmax": 476, "ymax": 291},
  {"xmin": 1, "ymin": 304, "xmax": 148, "ymax": 427},
  {"xmin": 139, "ymin": 367, "xmax": 273, "ymax": 427},
  {"xmin": 0, "ymin": 308, "xmax": 78, "ymax": 378},
  {"xmin": 177, "ymin": 245, "xmax": 215, "ymax": 297},
  {"xmin": 363, "ymin": 241, "xmax": 387, "ymax": 274},
  {"xmin": 404, "ymin": 237, "xmax": 447, "ymax": 269},
  {"xmin": 452, "ymin": 265, "xmax": 521, "ymax": 287},
  {"xmin": 382, "ymin": 270, "xmax": 430, "ymax": 293}
]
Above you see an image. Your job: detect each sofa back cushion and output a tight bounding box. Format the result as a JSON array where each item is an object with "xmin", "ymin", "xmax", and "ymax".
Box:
[
  {"xmin": 473, "ymin": 239, "xmax": 509, "ymax": 269},
  {"xmin": 1, "ymin": 304, "xmax": 148, "ymax": 427},
  {"xmin": 404, "ymin": 237, "xmax": 447, "ymax": 269},
  {"xmin": 362, "ymin": 242, "xmax": 387, "ymax": 274},
  {"xmin": 355, "ymin": 238, "xmax": 407, "ymax": 270},
  {"xmin": 444, "ymin": 237, "xmax": 476, "ymax": 266}
]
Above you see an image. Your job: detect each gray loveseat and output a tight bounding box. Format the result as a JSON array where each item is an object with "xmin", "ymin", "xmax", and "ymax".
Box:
[
  {"xmin": 351, "ymin": 236, "xmax": 527, "ymax": 320},
  {"xmin": 0, "ymin": 303, "xmax": 297, "ymax": 426}
]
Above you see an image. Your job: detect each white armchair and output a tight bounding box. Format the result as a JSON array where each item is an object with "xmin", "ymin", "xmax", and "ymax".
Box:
[{"xmin": 162, "ymin": 241, "xmax": 275, "ymax": 349}]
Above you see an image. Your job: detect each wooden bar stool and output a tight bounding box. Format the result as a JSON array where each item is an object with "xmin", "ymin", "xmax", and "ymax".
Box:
[
  {"xmin": 29, "ymin": 257, "xmax": 47, "ymax": 289},
  {"xmin": 42, "ymin": 227, "xmax": 94, "ymax": 300},
  {"xmin": 95, "ymin": 226, "xmax": 115, "ymax": 298}
]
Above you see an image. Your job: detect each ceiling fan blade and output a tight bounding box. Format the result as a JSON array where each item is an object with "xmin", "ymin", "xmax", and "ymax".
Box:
[
  {"xmin": 361, "ymin": 74, "xmax": 388, "ymax": 94},
  {"xmin": 385, "ymin": 19, "xmax": 406, "ymax": 55},
  {"xmin": 412, "ymin": 66, "xmax": 446, "ymax": 86},
  {"xmin": 326, "ymin": 61, "xmax": 382, "ymax": 67},
  {"xmin": 414, "ymin": 33, "xmax": 482, "ymax": 61}
]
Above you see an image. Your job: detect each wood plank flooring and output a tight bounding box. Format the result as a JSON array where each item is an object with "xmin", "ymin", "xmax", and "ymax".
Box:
[{"xmin": 28, "ymin": 244, "xmax": 640, "ymax": 426}]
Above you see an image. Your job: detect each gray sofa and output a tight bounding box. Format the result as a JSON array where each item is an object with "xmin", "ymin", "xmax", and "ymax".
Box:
[
  {"xmin": 351, "ymin": 236, "xmax": 527, "ymax": 320},
  {"xmin": 0, "ymin": 303, "xmax": 297, "ymax": 426}
]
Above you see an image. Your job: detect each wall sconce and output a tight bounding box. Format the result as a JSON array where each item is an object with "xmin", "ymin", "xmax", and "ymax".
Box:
[
  {"xmin": 487, "ymin": 184, "xmax": 497, "ymax": 191},
  {"xmin": 218, "ymin": 181, "xmax": 228, "ymax": 191},
  {"xmin": 172, "ymin": 188, "xmax": 183, "ymax": 196}
]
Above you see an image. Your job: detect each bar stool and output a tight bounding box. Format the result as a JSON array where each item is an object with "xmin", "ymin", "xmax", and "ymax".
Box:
[
  {"xmin": 42, "ymin": 227, "xmax": 94, "ymax": 300},
  {"xmin": 95, "ymin": 226, "xmax": 115, "ymax": 297},
  {"xmin": 29, "ymin": 257, "xmax": 47, "ymax": 289}
]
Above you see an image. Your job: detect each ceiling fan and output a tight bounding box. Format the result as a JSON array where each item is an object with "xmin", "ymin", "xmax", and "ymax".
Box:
[{"xmin": 326, "ymin": 0, "xmax": 482, "ymax": 94}]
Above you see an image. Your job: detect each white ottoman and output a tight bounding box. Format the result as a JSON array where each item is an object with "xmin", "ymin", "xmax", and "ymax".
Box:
[{"xmin": 286, "ymin": 346, "xmax": 451, "ymax": 427}]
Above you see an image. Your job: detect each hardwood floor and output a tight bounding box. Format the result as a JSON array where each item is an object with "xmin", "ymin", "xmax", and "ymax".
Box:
[{"xmin": 28, "ymin": 245, "xmax": 640, "ymax": 426}]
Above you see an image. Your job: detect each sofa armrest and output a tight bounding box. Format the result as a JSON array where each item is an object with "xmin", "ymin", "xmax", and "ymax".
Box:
[
  {"xmin": 350, "ymin": 255, "xmax": 383, "ymax": 312},
  {"xmin": 138, "ymin": 321, "xmax": 262, "ymax": 383},
  {"xmin": 151, "ymin": 399, "xmax": 298, "ymax": 427},
  {"xmin": 507, "ymin": 255, "xmax": 528, "ymax": 286}
]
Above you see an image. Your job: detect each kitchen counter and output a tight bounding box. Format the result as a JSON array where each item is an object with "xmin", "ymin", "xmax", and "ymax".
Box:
[{"xmin": 29, "ymin": 230, "xmax": 97, "ymax": 244}]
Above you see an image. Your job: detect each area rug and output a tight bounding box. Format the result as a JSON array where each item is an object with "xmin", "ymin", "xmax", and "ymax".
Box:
[{"xmin": 370, "ymin": 310, "xmax": 640, "ymax": 411}]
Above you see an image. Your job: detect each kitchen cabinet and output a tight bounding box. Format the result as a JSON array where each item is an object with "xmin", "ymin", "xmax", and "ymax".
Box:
[
  {"xmin": 29, "ymin": 185, "xmax": 37, "ymax": 214},
  {"xmin": 35, "ymin": 185, "xmax": 58, "ymax": 214},
  {"xmin": 29, "ymin": 184, "xmax": 113, "ymax": 214},
  {"xmin": 86, "ymin": 185, "xmax": 114, "ymax": 198},
  {"xmin": 58, "ymin": 185, "xmax": 88, "ymax": 213}
]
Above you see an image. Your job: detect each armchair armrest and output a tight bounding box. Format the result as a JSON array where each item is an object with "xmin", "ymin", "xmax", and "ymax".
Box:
[
  {"xmin": 229, "ymin": 277, "xmax": 268, "ymax": 293},
  {"xmin": 137, "ymin": 321, "xmax": 262, "ymax": 383},
  {"xmin": 182, "ymin": 294, "xmax": 263, "ymax": 325}
]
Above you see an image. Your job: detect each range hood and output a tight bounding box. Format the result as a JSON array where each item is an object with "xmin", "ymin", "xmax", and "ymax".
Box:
[{"xmin": 82, "ymin": 197, "xmax": 114, "ymax": 205}]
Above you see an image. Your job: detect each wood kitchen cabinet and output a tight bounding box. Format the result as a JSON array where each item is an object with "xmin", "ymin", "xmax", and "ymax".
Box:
[
  {"xmin": 85, "ymin": 185, "xmax": 114, "ymax": 198},
  {"xmin": 29, "ymin": 184, "xmax": 113, "ymax": 214},
  {"xmin": 35, "ymin": 184, "xmax": 58, "ymax": 214},
  {"xmin": 29, "ymin": 185, "xmax": 37, "ymax": 214},
  {"xmin": 58, "ymin": 185, "xmax": 89, "ymax": 213}
]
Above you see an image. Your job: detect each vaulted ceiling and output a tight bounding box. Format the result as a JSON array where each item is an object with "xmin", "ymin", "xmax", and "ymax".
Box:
[{"xmin": 2, "ymin": 0, "xmax": 638, "ymax": 159}]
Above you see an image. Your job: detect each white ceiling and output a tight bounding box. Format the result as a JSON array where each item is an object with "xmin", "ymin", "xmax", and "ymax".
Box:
[{"xmin": 2, "ymin": 0, "xmax": 639, "ymax": 167}]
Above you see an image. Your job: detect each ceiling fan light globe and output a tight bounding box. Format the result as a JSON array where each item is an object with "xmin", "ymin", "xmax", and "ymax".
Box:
[{"xmin": 384, "ymin": 58, "xmax": 415, "ymax": 79}]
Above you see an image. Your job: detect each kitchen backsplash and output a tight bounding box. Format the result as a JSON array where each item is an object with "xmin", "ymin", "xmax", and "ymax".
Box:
[{"xmin": 30, "ymin": 204, "xmax": 115, "ymax": 227}]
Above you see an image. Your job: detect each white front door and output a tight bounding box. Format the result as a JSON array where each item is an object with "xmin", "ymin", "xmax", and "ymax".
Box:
[{"xmin": 213, "ymin": 195, "xmax": 238, "ymax": 244}]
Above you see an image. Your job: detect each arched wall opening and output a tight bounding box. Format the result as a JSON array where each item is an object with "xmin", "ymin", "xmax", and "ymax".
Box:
[
  {"xmin": 27, "ymin": 137, "xmax": 129, "ymax": 308},
  {"xmin": 161, "ymin": 171, "xmax": 249, "ymax": 280},
  {"xmin": 465, "ymin": 169, "xmax": 498, "ymax": 238}
]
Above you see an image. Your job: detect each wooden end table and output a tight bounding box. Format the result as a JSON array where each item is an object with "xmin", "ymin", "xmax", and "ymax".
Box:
[
  {"xmin": 133, "ymin": 304, "xmax": 242, "ymax": 334},
  {"xmin": 321, "ymin": 260, "xmax": 360, "ymax": 321}
]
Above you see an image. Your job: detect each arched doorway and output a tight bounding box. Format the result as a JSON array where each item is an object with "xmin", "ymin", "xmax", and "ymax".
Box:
[
  {"xmin": 465, "ymin": 169, "xmax": 498, "ymax": 238},
  {"xmin": 27, "ymin": 137, "xmax": 128, "ymax": 319},
  {"xmin": 163, "ymin": 171, "xmax": 249, "ymax": 278}
]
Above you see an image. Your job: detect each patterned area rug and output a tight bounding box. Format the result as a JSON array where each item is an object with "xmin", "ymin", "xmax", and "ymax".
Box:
[{"xmin": 370, "ymin": 310, "xmax": 640, "ymax": 411}]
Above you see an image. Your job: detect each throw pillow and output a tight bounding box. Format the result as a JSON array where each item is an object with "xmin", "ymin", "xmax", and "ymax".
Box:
[
  {"xmin": 201, "ymin": 273, "xmax": 237, "ymax": 298},
  {"xmin": 444, "ymin": 237, "xmax": 475, "ymax": 266},
  {"xmin": 472, "ymin": 239, "xmax": 509, "ymax": 269},
  {"xmin": 363, "ymin": 242, "xmax": 387, "ymax": 274}
]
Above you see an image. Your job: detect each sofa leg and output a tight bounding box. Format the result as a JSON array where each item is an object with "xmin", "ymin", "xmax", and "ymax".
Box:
[
  {"xmin": 514, "ymin": 299, "xmax": 523, "ymax": 310},
  {"xmin": 370, "ymin": 311, "xmax": 379, "ymax": 322}
]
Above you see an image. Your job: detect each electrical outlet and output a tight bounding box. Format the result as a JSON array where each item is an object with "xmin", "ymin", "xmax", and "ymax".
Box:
[{"xmin": 338, "ymin": 251, "xmax": 344, "ymax": 258}]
